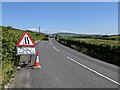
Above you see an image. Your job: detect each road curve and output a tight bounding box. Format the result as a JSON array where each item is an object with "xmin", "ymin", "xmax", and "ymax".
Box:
[{"xmin": 14, "ymin": 38, "xmax": 119, "ymax": 88}]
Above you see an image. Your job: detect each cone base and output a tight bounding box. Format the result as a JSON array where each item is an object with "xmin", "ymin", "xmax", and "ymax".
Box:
[{"xmin": 34, "ymin": 65, "xmax": 41, "ymax": 69}]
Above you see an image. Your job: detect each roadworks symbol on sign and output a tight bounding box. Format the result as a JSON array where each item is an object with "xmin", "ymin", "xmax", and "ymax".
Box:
[{"xmin": 16, "ymin": 32, "xmax": 35, "ymax": 46}]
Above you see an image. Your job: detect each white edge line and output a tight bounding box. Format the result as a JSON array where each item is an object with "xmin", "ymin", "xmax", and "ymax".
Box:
[
  {"xmin": 53, "ymin": 46, "xmax": 59, "ymax": 52},
  {"xmin": 66, "ymin": 56, "xmax": 120, "ymax": 86}
]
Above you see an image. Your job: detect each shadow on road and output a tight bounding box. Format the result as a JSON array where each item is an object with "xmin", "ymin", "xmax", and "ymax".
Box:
[{"xmin": 17, "ymin": 61, "xmax": 34, "ymax": 70}]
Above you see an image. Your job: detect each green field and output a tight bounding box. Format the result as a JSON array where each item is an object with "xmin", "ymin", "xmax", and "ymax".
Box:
[
  {"xmin": 53, "ymin": 32, "xmax": 120, "ymax": 41},
  {"xmin": 0, "ymin": 26, "xmax": 45, "ymax": 89},
  {"xmin": 72, "ymin": 38, "xmax": 119, "ymax": 46}
]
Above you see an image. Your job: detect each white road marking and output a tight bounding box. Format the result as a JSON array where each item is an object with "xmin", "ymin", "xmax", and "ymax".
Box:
[
  {"xmin": 53, "ymin": 46, "xmax": 59, "ymax": 52},
  {"xmin": 66, "ymin": 56, "xmax": 120, "ymax": 86},
  {"xmin": 50, "ymin": 42, "xmax": 52, "ymax": 45}
]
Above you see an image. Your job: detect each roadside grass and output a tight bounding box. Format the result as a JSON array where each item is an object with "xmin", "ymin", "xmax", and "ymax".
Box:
[{"xmin": 1, "ymin": 26, "xmax": 45, "ymax": 90}]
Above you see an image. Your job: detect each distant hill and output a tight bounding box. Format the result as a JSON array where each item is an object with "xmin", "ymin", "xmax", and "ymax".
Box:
[
  {"xmin": 52, "ymin": 32, "xmax": 103, "ymax": 37},
  {"xmin": 52, "ymin": 32, "xmax": 119, "ymax": 40},
  {"xmin": 52, "ymin": 32, "xmax": 77, "ymax": 37}
]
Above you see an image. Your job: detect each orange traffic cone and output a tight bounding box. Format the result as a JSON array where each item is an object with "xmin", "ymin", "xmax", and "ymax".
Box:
[{"xmin": 34, "ymin": 52, "xmax": 41, "ymax": 68}]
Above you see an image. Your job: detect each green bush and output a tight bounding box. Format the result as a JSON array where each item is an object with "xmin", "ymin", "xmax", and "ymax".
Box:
[{"xmin": 1, "ymin": 26, "xmax": 45, "ymax": 89}]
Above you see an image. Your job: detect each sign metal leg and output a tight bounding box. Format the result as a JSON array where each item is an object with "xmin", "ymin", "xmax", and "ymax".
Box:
[{"xmin": 27, "ymin": 54, "xmax": 34, "ymax": 69}]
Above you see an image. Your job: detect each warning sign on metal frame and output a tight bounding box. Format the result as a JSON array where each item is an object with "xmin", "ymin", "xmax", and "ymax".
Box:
[
  {"xmin": 16, "ymin": 32, "xmax": 36, "ymax": 55},
  {"xmin": 16, "ymin": 32, "xmax": 36, "ymax": 47}
]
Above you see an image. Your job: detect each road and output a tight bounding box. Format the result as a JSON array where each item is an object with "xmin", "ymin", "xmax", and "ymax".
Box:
[{"xmin": 14, "ymin": 38, "xmax": 119, "ymax": 88}]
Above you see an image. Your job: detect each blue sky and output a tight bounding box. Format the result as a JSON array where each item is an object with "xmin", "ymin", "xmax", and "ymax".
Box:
[{"xmin": 2, "ymin": 2, "xmax": 118, "ymax": 35}]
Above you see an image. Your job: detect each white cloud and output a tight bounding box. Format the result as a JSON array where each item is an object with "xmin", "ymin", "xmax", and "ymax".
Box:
[
  {"xmin": 24, "ymin": 28, "xmax": 38, "ymax": 31},
  {"xmin": 10, "ymin": 26, "xmax": 38, "ymax": 32},
  {"xmin": 8, "ymin": 26, "xmax": 77, "ymax": 34},
  {"xmin": 58, "ymin": 30, "xmax": 76, "ymax": 33},
  {"xmin": 40, "ymin": 28, "xmax": 77, "ymax": 34},
  {"xmin": 14, "ymin": 27, "xmax": 77, "ymax": 34}
]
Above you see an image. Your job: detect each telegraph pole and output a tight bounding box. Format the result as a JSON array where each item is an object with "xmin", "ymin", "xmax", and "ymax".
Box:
[{"xmin": 39, "ymin": 26, "xmax": 40, "ymax": 33}]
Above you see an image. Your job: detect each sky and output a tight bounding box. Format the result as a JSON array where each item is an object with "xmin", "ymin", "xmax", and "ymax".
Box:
[{"xmin": 2, "ymin": 2, "xmax": 118, "ymax": 35}]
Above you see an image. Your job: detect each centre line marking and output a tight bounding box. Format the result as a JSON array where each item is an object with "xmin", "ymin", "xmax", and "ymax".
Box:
[
  {"xmin": 66, "ymin": 56, "xmax": 120, "ymax": 86},
  {"xmin": 50, "ymin": 42, "xmax": 52, "ymax": 45},
  {"xmin": 53, "ymin": 46, "xmax": 59, "ymax": 52}
]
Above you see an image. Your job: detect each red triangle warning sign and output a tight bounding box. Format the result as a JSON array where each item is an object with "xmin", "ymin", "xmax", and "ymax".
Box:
[{"xmin": 16, "ymin": 32, "xmax": 36, "ymax": 46}]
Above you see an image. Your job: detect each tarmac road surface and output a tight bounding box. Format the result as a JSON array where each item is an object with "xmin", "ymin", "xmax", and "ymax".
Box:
[{"xmin": 14, "ymin": 38, "xmax": 119, "ymax": 88}]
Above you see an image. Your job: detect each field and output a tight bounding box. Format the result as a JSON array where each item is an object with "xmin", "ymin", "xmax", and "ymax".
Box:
[
  {"xmin": 54, "ymin": 32, "xmax": 120, "ymax": 41},
  {"xmin": 56, "ymin": 36, "xmax": 120, "ymax": 67},
  {"xmin": 0, "ymin": 26, "xmax": 45, "ymax": 89},
  {"xmin": 72, "ymin": 38, "xmax": 119, "ymax": 46}
]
